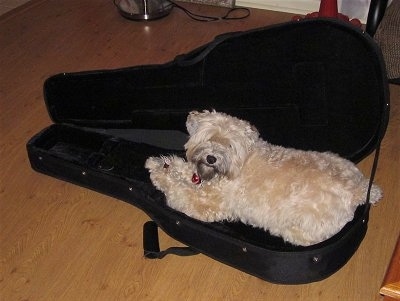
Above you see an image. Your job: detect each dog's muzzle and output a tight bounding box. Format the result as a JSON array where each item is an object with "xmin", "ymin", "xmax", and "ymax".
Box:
[{"xmin": 196, "ymin": 155, "xmax": 218, "ymax": 181}]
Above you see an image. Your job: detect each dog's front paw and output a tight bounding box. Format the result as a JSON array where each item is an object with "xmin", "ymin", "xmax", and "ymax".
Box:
[
  {"xmin": 145, "ymin": 155, "xmax": 195, "ymax": 188},
  {"xmin": 145, "ymin": 156, "xmax": 174, "ymax": 193},
  {"xmin": 145, "ymin": 156, "xmax": 171, "ymax": 171},
  {"xmin": 145, "ymin": 156, "xmax": 161, "ymax": 171}
]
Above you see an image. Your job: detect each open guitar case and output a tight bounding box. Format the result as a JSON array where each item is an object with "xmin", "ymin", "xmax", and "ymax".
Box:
[{"xmin": 27, "ymin": 10, "xmax": 390, "ymax": 284}]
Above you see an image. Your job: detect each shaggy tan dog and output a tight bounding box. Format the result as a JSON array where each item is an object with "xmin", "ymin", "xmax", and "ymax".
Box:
[{"xmin": 145, "ymin": 110, "xmax": 382, "ymax": 246}]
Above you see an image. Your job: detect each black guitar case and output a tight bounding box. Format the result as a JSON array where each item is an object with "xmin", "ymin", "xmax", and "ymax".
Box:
[{"xmin": 27, "ymin": 19, "xmax": 390, "ymax": 284}]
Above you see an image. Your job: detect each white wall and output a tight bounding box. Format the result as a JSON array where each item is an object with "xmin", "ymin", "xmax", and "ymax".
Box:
[{"xmin": 235, "ymin": 0, "xmax": 374, "ymax": 23}]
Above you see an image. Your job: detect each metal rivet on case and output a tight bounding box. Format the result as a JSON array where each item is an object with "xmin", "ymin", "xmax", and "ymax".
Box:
[
  {"xmin": 362, "ymin": 219, "xmax": 366, "ymax": 223},
  {"xmin": 242, "ymin": 247, "xmax": 247, "ymax": 253},
  {"xmin": 81, "ymin": 171, "xmax": 86, "ymax": 176},
  {"xmin": 176, "ymin": 220, "xmax": 181, "ymax": 226},
  {"xmin": 128, "ymin": 187, "xmax": 133, "ymax": 191},
  {"xmin": 38, "ymin": 156, "xmax": 43, "ymax": 160},
  {"xmin": 312, "ymin": 256, "xmax": 320, "ymax": 263}
]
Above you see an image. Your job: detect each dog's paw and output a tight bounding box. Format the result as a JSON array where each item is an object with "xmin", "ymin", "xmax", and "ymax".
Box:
[
  {"xmin": 144, "ymin": 156, "xmax": 164, "ymax": 171},
  {"xmin": 145, "ymin": 155, "xmax": 174, "ymax": 170}
]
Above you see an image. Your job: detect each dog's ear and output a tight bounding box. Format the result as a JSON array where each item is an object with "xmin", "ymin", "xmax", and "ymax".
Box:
[
  {"xmin": 249, "ymin": 124, "xmax": 260, "ymax": 139},
  {"xmin": 186, "ymin": 110, "xmax": 201, "ymax": 136}
]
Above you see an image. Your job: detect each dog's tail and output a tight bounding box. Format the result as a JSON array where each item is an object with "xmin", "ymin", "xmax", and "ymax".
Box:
[{"xmin": 366, "ymin": 182, "xmax": 383, "ymax": 205}]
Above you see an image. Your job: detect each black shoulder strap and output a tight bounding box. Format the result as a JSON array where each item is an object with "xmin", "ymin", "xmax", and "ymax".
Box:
[
  {"xmin": 366, "ymin": 0, "xmax": 389, "ymax": 36},
  {"xmin": 143, "ymin": 221, "xmax": 199, "ymax": 259},
  {"xmin": 364, "ymin": 143, "xmax": 382, "ymax": 215}
]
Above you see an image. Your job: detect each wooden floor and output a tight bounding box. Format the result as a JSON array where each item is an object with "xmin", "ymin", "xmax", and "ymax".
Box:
[
  {"xmin": 1, "ymin": 1, "xmax": 399, "ymax": 300},
  {"xmin": 0, "ymin": 0, "xmax": 31, "ymax": 15}
]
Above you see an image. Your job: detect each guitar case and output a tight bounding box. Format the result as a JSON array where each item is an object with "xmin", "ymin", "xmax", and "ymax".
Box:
[{"xmin": 27, "ymin": 19, "xmax": 390, "ymax": 284}]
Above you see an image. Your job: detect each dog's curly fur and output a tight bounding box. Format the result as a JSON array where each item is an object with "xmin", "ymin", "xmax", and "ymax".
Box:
[{"xmin": 145, "ymin": 110, "xmax": 382, "ymax": 246}]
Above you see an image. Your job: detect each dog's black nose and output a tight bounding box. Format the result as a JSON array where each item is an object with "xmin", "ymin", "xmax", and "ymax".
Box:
[{"xmin": 206, "ymin": 155, "xmax": 217, "ymax": 164}]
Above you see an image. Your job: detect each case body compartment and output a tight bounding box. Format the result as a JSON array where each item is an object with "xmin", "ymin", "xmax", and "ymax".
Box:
[{"xmin": 27, "ymin": 19, "xmax": 390, "ymax": 284}]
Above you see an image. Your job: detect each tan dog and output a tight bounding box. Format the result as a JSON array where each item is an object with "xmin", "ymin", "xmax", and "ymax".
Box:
[{"xmin": 145, "ymin": 110, "xmax": 382, "ymax": 246}]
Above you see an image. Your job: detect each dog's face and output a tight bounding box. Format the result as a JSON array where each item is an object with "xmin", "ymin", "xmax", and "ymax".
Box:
[{"xmin": 184, "ymin": 110, "xmax": 260, "ymax": 181}]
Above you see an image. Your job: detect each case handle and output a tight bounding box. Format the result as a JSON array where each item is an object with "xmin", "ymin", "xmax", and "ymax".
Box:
[{"xmin": 143, "ymin": 221, "xmax": 199, "ymax": 259}]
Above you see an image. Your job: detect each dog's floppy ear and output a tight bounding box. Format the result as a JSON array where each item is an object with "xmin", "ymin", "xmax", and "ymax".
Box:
[
  {"xmin": 249, "ymin": 124, "xmax": 260, "ymax": 140},
  {"xmin": 186, "ymin": 111, "xmax": 200, "ymax": 136},
  {"xmin": 187, "ymin": 110, "xmax": 213, "ymax": 136}
]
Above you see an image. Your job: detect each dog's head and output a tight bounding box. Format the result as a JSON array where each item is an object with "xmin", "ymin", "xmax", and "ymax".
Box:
[{"xmin": 185, "ymin": 110, "xmax": 260, "ymax": 181}]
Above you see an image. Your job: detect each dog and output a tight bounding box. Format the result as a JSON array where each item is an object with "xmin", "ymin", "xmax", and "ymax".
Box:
[{"xmin": 145, "ymin": 110, "xmax": 382, "ymax": 246}]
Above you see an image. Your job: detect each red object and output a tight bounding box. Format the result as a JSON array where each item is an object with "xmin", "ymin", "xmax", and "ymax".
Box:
[
  {"xmin": 192, "ymin": 173, "xmax": 201, "ymax": 184},
  {"xmin": 319, "ymin": 0, "xmax": 338, "ymax": 17},
  {"xmin": 292, "ymin": 0, "xmax": 362, "ymax": 28}
]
